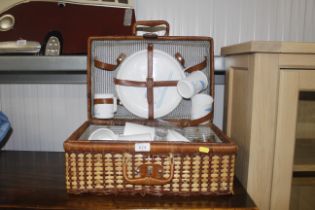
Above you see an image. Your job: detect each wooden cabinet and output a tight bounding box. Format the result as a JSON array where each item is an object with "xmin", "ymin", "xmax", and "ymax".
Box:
[{"xmin": 221, "ymin": 41, "xmax": 315, "ymax": 210}]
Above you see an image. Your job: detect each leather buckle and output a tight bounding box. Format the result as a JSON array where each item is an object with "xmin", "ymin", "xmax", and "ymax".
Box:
[
  {"xmin": 137, "ymin": 164, "xmax": 163, "ymax": 179},
  {"xmin": 123, "ymin": 155, "xmax": 174, "ymax": 185}
]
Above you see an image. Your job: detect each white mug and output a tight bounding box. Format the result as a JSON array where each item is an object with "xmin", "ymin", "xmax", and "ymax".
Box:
[
  {"xmin": 94, "ymin": 93, "xmax": 117, "ymax": 119},
  {"xmin": 177, "ymin": 71, "xmax": 208, "ymax": 99},
  {"xmin": 191, "ymin": 94, "xmax": 213, "ymax": 124},
  {"xmin": 123, "ymin": 122, "xmax": 155, "ymax": 139},
  {"xmin": 88, "ymin": 128, "xmax": 118, "ymax": 140}
]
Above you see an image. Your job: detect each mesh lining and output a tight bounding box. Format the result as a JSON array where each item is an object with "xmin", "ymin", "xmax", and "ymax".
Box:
[
  {"xmin": 91, "ymin": 39, "xmax": 211, "ymax": 120},
  {"xmin": 79, "ymin": 124, "xmax": 222, "ymax": 143}
]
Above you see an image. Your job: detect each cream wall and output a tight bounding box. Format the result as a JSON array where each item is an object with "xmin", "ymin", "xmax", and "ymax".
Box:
[{"xmin": 135, "ymin": 0, "xmax": 315, "ymax": 55}]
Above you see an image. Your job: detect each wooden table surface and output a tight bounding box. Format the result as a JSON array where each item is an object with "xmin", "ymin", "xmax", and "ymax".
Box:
[{"xmin": 0, "ymin": 151, "xmax": 257, "ymax": 210}]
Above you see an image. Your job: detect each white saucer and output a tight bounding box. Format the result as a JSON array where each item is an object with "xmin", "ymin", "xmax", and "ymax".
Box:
[{"xmin": 116, "ymin": 49, "xmax": 184, "ymax": 119}]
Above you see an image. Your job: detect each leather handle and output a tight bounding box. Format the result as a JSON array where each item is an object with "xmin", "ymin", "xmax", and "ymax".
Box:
[
  {"xmin": 189, "ymin": 112, "xmax": 212, "ymax": 126},
  {"xmin": 93, "ymin": 98, "xmax": 114, "ymax": 104},
  {"xmin": 175, "ymin": 52, "xmax": 185, "ymax": 68},
  {"xmin": 184, "ymin": 56, "xmax": 207, "ymax": 73},
  {"xmin": 122, "ymin": 156, "xmax": 174, "ymax": 185},
  {"xmin": 143, "ymin": 33, "xmax": 159, "ymax": 39},
  {"xmin": 94, "ymin": 53, "xmax": 126, "ymax": 71},
  {"xmin": 132, "ymin": 20, "xmax": 170, "ymax": 36}
]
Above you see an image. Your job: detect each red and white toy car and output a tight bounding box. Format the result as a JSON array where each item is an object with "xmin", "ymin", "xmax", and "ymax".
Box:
[{"xmin": 0, "ymin": 0, "xmax": 135, "ymax": 55}]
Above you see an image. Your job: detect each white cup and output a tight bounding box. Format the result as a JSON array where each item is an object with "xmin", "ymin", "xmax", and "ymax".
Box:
[
  {"xmin": 94, "ymin": 93, "xmax": 117, "ymax": 119},
  {"xmin": 123, "ymin": 122, "xmax": 155, "ymax": 138},
  {"xmin": 88, "ymin": 128, "xmax": 118, "ymax": 140},
  {"xmin": 166, "ymin": 129, "xmax": 189, "ymax": 142},
  {"xmin": 177, "ymin": 71, "xmax": 208, "ymax": 99},
  {"xmin": 117, "ymin": 133, "xmax": 153, "ymax": 141},
  {"xmin": 191, "ymin": 94, "xmax": 213, "ymax": 124}
]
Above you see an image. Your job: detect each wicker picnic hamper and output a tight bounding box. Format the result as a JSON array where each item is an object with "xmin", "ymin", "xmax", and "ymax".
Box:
[{"xmin": 64, "ymin": 34, "xmax": 237, "ymax": 196}]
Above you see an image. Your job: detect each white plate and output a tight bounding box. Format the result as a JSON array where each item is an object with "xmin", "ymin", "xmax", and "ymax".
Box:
[{"xmin": 116, "ymin": 49, "xmax": 184, "ymax": 119}]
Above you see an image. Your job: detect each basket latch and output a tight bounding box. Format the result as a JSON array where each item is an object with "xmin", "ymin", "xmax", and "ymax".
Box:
[
  {"xmin": 138, "ymin": 164, "xmax": 163, "ymax": 178},
  {"xmin": 123, "ymin": 156, "xmax": 174, "ymax": 185}
]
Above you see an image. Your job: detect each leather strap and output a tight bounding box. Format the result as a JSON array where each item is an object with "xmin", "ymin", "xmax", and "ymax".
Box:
[
  {"xmin": 114, "ymin": 78, "xmax": 178, "ymax": 87},
  {"xmin": 147, "ymin": 44, "xmax": 154, "ymax": 120},
  {"xmin": 113, "ymin": 48, "xmax": 209, "ymax": 122},
  {"xmin": 190, "ymin": 112, "xmax": 212, "ymax": 126},
  {"xmin": 175, "ymin": 52, "xmax": 185, "ymax": 68},
  {"xmin": 94, "ymin": 98, "xmax": 114, "ymax": 104},
  {"xmin": 184, "ymin": 56, "xmax": 207, "ymax": 73},
  {"xmin": 153, "ymin": 81, "xmax": 178, "ymax": 87},
  {"xmin": 114, "ymin": 78, "xmax": 147, "ymax": 87},
  {"xmin": 94, "ymin": 53, "xmax": 126, "ymax": 71}
]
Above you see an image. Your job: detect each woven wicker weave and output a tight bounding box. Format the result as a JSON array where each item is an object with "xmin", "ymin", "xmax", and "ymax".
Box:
[
  {"xmin": 64, "ymin": 122, "xmax": 237, "ymax": 196},
  {"xmin": 65, "ymin": 152, "xmax": 235, "ymax": 196}
]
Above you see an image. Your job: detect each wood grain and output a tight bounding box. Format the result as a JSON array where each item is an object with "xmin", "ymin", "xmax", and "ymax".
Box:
[
  {"xmin": 296, "ymin": 97, "xmax": 315, "ymax": 139},
  {"xmin": 271, "ymin": 70, "xmax": 315, "ymax": 210},
  {"xmin": 279, "ymin": 54, "xmax": 315, "ymax": 69},
  {"xmin": 269, "ymin": 70, "xmax": 299, "ymax": 210},
  {"xmin": 222, "ymin": 41, "xmax": 315, "ymax": 55},
  {"xmin": 225, "ymin": 53, "xmax": 280, "ymax": 210},
  {"xmin": 291, "ymin": 177, "xmax": 315, "ymax": 210},
  {"xmin": 225, "ymin": 67, "xmax": 250, "ymax": 188},
  {"xmin": 246, "ymin": 54, "xmax": 280, "ymax": 210},
  {"xmin": 223, "ymin": 41, "xmax": 315, "ymax": 210},
  {"xmin": 294, "ymin": 139, "xmax": 315, "ymax": 172}
]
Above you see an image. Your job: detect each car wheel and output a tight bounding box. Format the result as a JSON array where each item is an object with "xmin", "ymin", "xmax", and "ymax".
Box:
[{"xmin": 44, "ymin": 35, "xmax": 61, "ymax": 56}]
